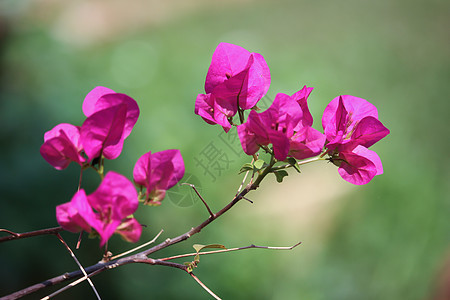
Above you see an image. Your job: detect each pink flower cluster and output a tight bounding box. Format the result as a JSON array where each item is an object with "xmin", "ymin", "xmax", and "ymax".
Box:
[
  {"xmin": 195, "ymin": 43, "xmax": 271, "ymax": 132},
  {"xmin": 196, "ymin": 43, "xmax": 390, "ymax": 185},
  {"xmin": 238, "ymin": 87, "xmax": 325, "ymax": 161},
  {"xmin": 322, "ymin": 95, "xmax": 390, "ymax": 184},
  {"xmin": 40, "ymin": 86, "xmax": 139, "ymax": 169},
  {"xmin": 133, "ymin": 149, "xmax": 185, "ymax": 206},
  {"xmin": 41, "ymin": 87, "xmax": 185, "ymax": 246},
  {"xmin": 56, "ymin": 172, "xmax": 141, "ymax": 246}
]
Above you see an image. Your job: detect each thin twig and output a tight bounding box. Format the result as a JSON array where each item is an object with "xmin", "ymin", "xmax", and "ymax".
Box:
[
  {"xmin": 77, "ymin": 167, "xmax": 83, "ymax": 191},
  {"xmin": 4, "ymin": 160, "xmax": 278, "ymax": 299},
  {"xmin": 182, "ymin": 183, "xmax": 214, "ymax": 218},
  {"xmin": 0, "ymin": 229, "xmax": 19, "ymax": 237},
  {"xmin": 237, "ymin": 156, "xmax": 256, "ymax": 195},
  {"xmin": 133, "ymin": 258, "xmax": 187, "ymax": 271},
  {"xmin": 0, "ymin": 226, "xmax": 64, "ymax": 243},
  {"xmin": 190, "ymin": 273, "xmax": 222, "ymax": 300},
  {"xmin": 49, "ymin": 234, "xmax": 101, "ymax": 300},
  {"xmin": 47, "ymin": 256, "xmax": 188, "ymax": 298},
  {"xmin": 160, "ymin": 242, "xmax": 302, "ymax": 261},
  {"xmin": 271, "ymin": 155, "xmax": 323, "ymax": 171},
  {"xmin": 76, "ymin": 232, "xmax": 83, "ymax": 249},
  {"xmin": 236, "ymin": 168, "xmax": 250, "ymax": 195},
  {"xmin": 40, "ymin": 268, "xmax": 105, "ymax": 300},
  {"xmin": 110, "ymin": 229, "xmax": 164, "ymax": 261},
  {"xmin": 241, "ymin": 196, "xmax": 253, "ymax": 204}
]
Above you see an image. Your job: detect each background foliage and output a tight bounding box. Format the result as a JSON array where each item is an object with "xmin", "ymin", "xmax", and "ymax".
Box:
[{"xmin": 0, "ymin": 0, "xmax": 448, "ymax": 299}]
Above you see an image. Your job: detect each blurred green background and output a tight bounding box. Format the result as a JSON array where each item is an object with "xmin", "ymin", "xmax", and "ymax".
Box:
[{"xmin": 0, "ymin": 0, "xmax": 449, "ymax": 299}]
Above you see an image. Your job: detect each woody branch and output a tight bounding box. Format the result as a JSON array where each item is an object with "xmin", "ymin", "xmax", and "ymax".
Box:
[{"xmin": 2, "ymin": 160, "xmax": 275, "ymax": 300}]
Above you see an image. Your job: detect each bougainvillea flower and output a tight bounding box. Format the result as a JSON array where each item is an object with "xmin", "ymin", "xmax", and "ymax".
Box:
[
  {"xmin": 133, "ymin": 149, "xmax": 185, "ymax": 205},
  {"xmin": 80, "ymin": 87, "xmax": 140, "ymax": 160},
  {"xmin": 333, "ymin": 145, "xmax": 383, "ymax": 185},
  {"xmin": 40, "ymin": 123, "xmax": 86, "ymax": 170},
  {"xmin": 80, "ymin": 104, "xmax": 127, "ymax": 160},
  {"xmin": 292, "ymin": 85, "xmax": 314, "ymax": 129},
  {"xmin": 289, "ymin": 126, "xmax": 326, "ymax": 160},
  {"xmin": 56, "ymin": 171, "xmax": 141, "ymax": 246},
  {"xmin": 195, "ymin": 93, "xmax": 233, "ymax": 131},
  {"xmin": 196, "ymin": 43, "xmax": 270, "ymax": 131},
  {"xmin": 322, "ymin": 95, "xmax": 389, "ymax": 184},
  {"xmin": 238, "ymin": 90, "xmax": 324, "ymax": 161},
  {"xmin": 322, "ymin": 95, "xmax": 389, "ymax": 152},
  {"xmin": 115, "ymin": 218, "xmax": 142, "ymax": 243},
  {"xmin": 56, "ymin": 190, "xmax": 93, "ymax": 233}
]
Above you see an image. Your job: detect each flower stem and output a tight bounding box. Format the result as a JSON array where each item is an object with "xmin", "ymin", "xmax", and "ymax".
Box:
[{"xmin": 271, "ymin": 155, "xmax": 324, "ymax": 171}]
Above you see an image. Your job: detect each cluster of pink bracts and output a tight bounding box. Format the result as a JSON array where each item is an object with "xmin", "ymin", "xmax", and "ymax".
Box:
[
  {"xmin": 41, "ymin": 42, "xmax": 389, "ymax": 246},
  {"xmin": 195, "ymin": 43, "xmax": 390, "ymax": 185},
  {"xmin": 41, "ymin": 87, "xmax": 185, "ymax": 246}
]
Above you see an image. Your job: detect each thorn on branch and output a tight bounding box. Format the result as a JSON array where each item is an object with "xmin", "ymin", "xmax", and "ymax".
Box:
[
  {"xmin": 182, "ymin": 183, "xmax": 215, "ymax": 218},
  {"xmin": 101, "ymin": 251, "xmax": 113, "ymax": 263},
  {"xmin": 241, "ymin": 196, "xmax": 253, "ymax": 204}
]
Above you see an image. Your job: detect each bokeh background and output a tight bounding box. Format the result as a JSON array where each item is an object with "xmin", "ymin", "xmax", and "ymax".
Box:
[{"xmin": 0, "ymin": 0, "xmax": 449, "ymax": 299}]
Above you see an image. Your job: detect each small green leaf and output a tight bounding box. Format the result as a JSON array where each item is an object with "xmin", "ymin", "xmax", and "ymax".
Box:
[
  {"xmin": 193, "ymin": 244, "xmax": 205, "ymax": 253},
  {"xmin": 184, "ymin": 262, "xmax": 194, "ymax": 273},
  {"xmin": 274, "ymin": 170, "xmax": 289, "ymax": 183},
  {"xmin": 238, "ymin": 163, "xmax": 254, "ymax": 174},
  {"xmin": 287, "ymin": 157, "xmax": 301, "ymax": 173},
  {"xmin": 193, "ymin": 244, "xmax": 227, "ymax": 253},
  {"xmin": 253, "ymin": 159, "xmax": 265, "ymax": 170}
]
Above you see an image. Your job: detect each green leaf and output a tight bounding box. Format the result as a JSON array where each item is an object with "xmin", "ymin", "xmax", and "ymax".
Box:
[
  {"xmin": 193, "ymin": 244, "xmax": 227, "ymax": 253},
  {"xmin": 190, "ymin": 244, "xmax": 227, "ymax": 266},
  {"xmin": 287, "ymin": 157, "xmax": 301, "ymax": 173},
  {"xmin": 238, "ymin": 163, "xmax": 254, "ymax": 174},
  {"xmin": 253, "ymin": 159, "xmax": 265, "ymax": 170},
  {"xmin": 184, "ymin": 262, "xmax": 194, "ymax": 273},
  {"xmin": 274, "ymin": 170, "xmax": 289, "ymax": 183}
]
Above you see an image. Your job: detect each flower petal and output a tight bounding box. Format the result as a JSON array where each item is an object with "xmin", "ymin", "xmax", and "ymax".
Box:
[
  {"xmin": 195, "ymin": 93, "xmax": 217, "ymax": 125},
  {"xmin": 82, "ymin": 86, "xmax": 115, "ymax": 117},
  {"xmin": 237, "ymin": 53, "xmax": 271, "ymax": 109},
  {"xmin": 352, "ymin": 145, "xmax": 383, "ymax": 175},
  {"xmin": 116, "ymin": 218, "xmax": 142, "ymax": 243},
  {"xmin": 205, "ymin": 42, "xmax": 251, "ymax": 93},
  {"xmin": 87, "ymin": 171, "xmax": 138, "ymax": 246},
  {"xmin": 150, "ymin": 149, "xmax": 185, "ymax": 192},
  {"xmin": 323, "ymin": 96, "xmax": 348, "ymax": 143},
  {"xmin": 40, "ymin": 123, "xmax": 85, "ymax": 170},
  {"xmin": 338, "ymin": 146, "xmax": 380, "ymax": 185},
  {"xmin": 237, "ymin": 110, "xmax": 270, "ymax": 156},
  {"xmin": 351, "ymin": 116, "xmax": 390, "ymax": 149},
  {"xmin": 56, "ymin": 190, "xmax": 92, "ymax": 233},
  {"xmin": 133, "ymin": 150, "xmax": 185, "ymax": 204},
  {"xmin": 289, "ymin": 127, "xmax": 325, "ymax": 160},
  {"xmin": 237, "ymin": 123, "xmax": 262, "ymax": 156},
  {"xmin": 80, "ymin": 104, "xmax": 127, "ymax": 160},
  {"xmin": 292, "ymin": 86, "xmax": 314, "ymax": 128},
  {"xmin": 88, "ymin": 171, "xmax": 139, "ymax": 221},
  {"xmin": 263, "ymin": 93, "xmax": 302, "ymax": 137},
  {"xmin": 93, "ymin": 93, "xmax": 140, "ymax": 139},
  {"xmin": 133, "ymin": 151, "xmax": 152, "ymax": 187},
  {"xmin": 269, "ymin": 130, "xmax": 290, "ymax": 161}
]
